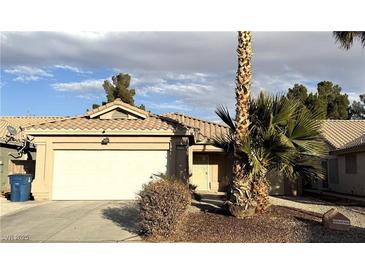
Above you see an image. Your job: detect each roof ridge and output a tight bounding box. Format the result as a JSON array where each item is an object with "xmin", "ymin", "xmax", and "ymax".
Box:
[{"xmin": 163, "ymin": 112, "xmax": 228, "ymax": 128}]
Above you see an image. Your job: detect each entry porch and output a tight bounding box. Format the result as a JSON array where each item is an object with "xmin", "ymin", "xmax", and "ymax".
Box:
[{"xmin": 189, "ymin": 144, "xmax": 232, "ymax": 192}]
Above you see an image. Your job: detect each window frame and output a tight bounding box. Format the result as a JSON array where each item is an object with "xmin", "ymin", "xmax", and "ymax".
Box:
[{"xmin": 345, "ymin": 154, "xmax": 357, "ymax": 174}]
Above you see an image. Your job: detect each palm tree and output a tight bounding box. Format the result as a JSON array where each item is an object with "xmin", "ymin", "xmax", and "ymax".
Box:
[
  {"xmin": 333, "ymin": 31, "xmax": 365, "ymax": 50},
  {"xmin": 215, "ymin": 93, "xmax": 326, "ymax": 213},
  {"xmin": 227, "ymin": 31, "xmax": 255, "ymax": 218}
]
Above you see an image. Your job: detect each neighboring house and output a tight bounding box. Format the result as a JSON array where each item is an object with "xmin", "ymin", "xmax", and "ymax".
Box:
[
  {"xmin": 318, "ymin": 120, "xmax": 365, "ymax": 197},
  {"xmin": 0, "ymin": 116, "xmax": 62, "ymax": 193},
  {"xmin": 22, "ymin": 99, "xmax": 232, "ymax": 200}
]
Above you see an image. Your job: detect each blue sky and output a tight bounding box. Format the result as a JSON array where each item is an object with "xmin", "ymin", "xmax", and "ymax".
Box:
[{"xmin": 1, "ymin": 32, "xmax": 364, "ymax": 121}]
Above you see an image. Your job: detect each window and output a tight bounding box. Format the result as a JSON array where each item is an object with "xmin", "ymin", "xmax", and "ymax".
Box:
[
  {"xmin": 345, "ymin": 154, "xmax": 357, "ymax": 174},
  {"xmin": 328, "ymin": 159, "xmax": 339, "ymax": 184},
  {"xmin": 321, "ymin": 160, "xmax": 328, "ymax": 182}
]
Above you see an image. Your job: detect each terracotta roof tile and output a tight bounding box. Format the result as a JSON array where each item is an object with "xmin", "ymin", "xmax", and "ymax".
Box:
[
  {"xmin": 163, "ymin": 112, "xmax": 229, "ymax": 141},
  {"xmin": 341, "ymin": 134, "xmax": 365, "ymax": 149},
  {"xmin": 0, "ymin": 116, "xmax": 64, "ymax": 144},
  {"xmin": 25, "ymin": 115, "xmax": 188, "ymax": 133},
  {"xmin": 321, "ymin": 120, "xmax": 365, "ymax": 150}
]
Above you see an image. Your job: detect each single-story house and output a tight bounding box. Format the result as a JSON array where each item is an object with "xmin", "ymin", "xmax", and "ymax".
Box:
[
  {"xmin": 4, "ymin": 100, "xmax": 363, "ymax": 200},
  {"xmin": 317, "ymin": 120, "xmax": 365, "ymax": 197},
  {"xmin": 0, "ymin": 116, "xmax": 62, "ymax": 193},
  {"xmin": 0, "ymin": 99, "xmax": 305, "ymax": 200},
  {"xmin": 21, "ymin": 99, "xmax": 233, "ymax": 200}
]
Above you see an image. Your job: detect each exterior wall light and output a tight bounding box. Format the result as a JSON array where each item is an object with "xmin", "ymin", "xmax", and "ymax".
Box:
[{"xmin": 101, "ymin": 137, "xmax": 110, "ymax": 145}]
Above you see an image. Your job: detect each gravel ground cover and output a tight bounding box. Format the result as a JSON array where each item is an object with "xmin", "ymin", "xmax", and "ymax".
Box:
[
  {"xmin": 165, "ymin": 205, "xmax": 365, "ymax": 243},
  {"xmin": 270, "ymin": 196, "xmax": 365, "ymax": 229},
  {"xmin": 151, "ymin": 195, "xmax": 365, "ymax": 243}
]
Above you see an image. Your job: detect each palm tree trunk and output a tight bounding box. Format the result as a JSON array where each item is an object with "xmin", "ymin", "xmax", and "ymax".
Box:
[{"xmin": 229, "ymin": 31, "xmax": 256, "ymax": 218}]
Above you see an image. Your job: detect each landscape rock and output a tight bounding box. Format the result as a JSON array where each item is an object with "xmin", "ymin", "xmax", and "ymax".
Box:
[{"xmin": 322, "ymin": 208, "xmax": 351, "ymax": 231}]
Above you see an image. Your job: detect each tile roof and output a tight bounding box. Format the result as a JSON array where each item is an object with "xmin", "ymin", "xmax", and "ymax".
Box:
[
  {"xmin": 341, "ymin": 134, "xmax": 365, "ymax": 149},
  {"xmin": 3, "ymin": 107, "xmax": 364, "ymax": 152},
  {"xmin": 85, "ymin": 98, "xmax": 149, "ymax": 118},
  {"xmin": 23, "ymin": 100, "xmax": 193, "ymax": 135},
  {"xmin": 321, "ymin": 120, "xmax": 365, "ymax": 150},
  {"xmin": 164, "ymin": 115, "xmax": 365, "ymax": 150},
  {"xmin": 25, "ymin": 115, "xmax": 190, "ymax": 134},
  {"xmin": 0, "ymin": 116, "xmax": 64, "ymax": 144},
  {"xmin": 163, "ymin": 112, "xmax": 229, "ymax": 142}
]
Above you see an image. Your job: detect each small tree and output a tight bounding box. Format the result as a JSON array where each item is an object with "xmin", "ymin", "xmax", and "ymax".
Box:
[
  {"xmin": 92, "ymin": 73, "xmax": 145, "ymax": 110},
  {"xmin": 103, "ymin": 73, "xmax": 136, "ymax": 104}
]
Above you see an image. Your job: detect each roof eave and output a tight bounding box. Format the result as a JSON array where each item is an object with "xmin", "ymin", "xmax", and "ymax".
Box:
[
  {"xmin": 0, "ymin": 139, "xmax": 36, "ymax": 149},
  {"xmin": 24, "ymin": 129, "xmax": 194, "ymax": 136},
  {"xmin": 330, "ymin": 144, "xmax": 365, "ymax": 155}
]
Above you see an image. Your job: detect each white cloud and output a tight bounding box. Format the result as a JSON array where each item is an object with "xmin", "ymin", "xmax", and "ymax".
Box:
[
  {"xmin": 165, "ymin": 72, "xmax": 210, "ymax": 82},
  {"xmin": 347, "ymin": 91, "xmax": 361, "ymax": 103},
  {"xmin": 54, "ymin": 65, "xmax": 92, "ymax": 74},
  {"xmin": 145, "ymin": 100, "xmax": 192, "ymax": 112},
  {"xmin": 4, "ymin": 65, "xmax": 53, "ymax": 82},
  {"xmin": 51, "ymin": 79, "xmax": 104, "ymax": 92},
  {"xmin": 76, "ymin": 93, "xmax": 104, "ymax": 100},
  {"xmin": 1, "ymin": 32, "xmax": 364, "ymax": 120},
  {"xmin": 139, "ymin": 82, "xmax": 213, "ymax": 95},
  {"xmin": 130, "ymin": 71, "xmax": 235, "ymax": 117},
  {"xmin": 66, "ymin": 32, "xmax": 109, "ymax": 41}
]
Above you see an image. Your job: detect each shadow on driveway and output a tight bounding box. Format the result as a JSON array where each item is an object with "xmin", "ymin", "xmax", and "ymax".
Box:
[{"xmin": 102, "ymin": 203, "xmax": 141, "ymax": 235}]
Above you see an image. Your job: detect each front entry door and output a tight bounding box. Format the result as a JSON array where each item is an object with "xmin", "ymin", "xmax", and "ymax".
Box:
[{"xmin": 193, "ymin": 154, "xmax": 209, "ymax": 191}]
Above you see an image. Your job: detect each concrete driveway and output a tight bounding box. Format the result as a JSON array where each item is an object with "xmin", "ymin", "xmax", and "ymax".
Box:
[{"xmin": 0, "ymin": 201, "xmax": 142, "ymax": 243}]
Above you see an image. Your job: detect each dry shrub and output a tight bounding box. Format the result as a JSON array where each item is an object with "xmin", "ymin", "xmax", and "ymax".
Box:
[
  {"xmin": 137, "ymin": 177, "xmax": 191, "ymax": 238},
  {"xmin": 252, "ymin": 177, "xmax": 271, "ymax": 213}
]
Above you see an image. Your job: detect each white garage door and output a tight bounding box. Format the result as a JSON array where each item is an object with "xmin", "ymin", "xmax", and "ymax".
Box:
[{"xmin": 52, "ymin": 150, "xmax": 167, "ymax": 200}]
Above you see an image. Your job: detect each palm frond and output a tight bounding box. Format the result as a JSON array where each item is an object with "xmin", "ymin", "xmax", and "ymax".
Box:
[
  {"xmin": 214, "ymin": 91, "xmax": 326, "ymax": 184},
  {"xmin": 271, "ymin": 97, "xmax": 297, "ymax": 127},
  {"xmin": 215, "ymin": 105, "xmax": 235, "ymax": 131},
  {"xmin": 333, "ymin": 31, "xmax": 365, "ymax": 50},
  {"xmin": 212, "ymin": 133, "xmax": 234, "ymax": 153}
]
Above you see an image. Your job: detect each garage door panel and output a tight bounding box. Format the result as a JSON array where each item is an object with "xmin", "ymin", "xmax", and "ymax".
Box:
[{"xmin": 52, "ymin": 150, "xmax": 167, "ymax": 200}]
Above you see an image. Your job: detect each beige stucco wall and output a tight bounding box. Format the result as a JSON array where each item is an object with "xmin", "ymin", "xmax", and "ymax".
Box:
[
  {"xmin": 328, "ymin": 151, "xmax": 365, "ymax": 196},
  {"xmin": 30, "ymin": 135, "xmax": 189, "ymax": 200}
]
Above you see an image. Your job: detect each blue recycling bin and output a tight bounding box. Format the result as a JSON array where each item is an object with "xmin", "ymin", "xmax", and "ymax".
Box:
[{"xmin": 9, "ymin": 174, "xmax": 33, "ymax": 202}]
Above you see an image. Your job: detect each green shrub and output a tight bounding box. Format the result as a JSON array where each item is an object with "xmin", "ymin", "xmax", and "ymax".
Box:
[{"xmin": 137, "ymin": 177, "xmax": 191, "ymax": 238}]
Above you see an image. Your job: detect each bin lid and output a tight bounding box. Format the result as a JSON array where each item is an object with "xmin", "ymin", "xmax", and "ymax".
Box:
[{"xmin": 8, "ymin": 173, "xmax": 33, "ymax": 177}]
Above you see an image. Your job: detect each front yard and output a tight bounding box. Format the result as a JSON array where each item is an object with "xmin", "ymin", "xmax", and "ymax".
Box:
[
  {"xmin": 167, "ymin": 205, "xmax": 365, "ymax": 243},
  {"xmin": 146, "ymin": 196, "xmax": 365, "ymax": 243},
  {"xmin": 2, "ymin": 194, "xmax": 364, "ymax": 243}
]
